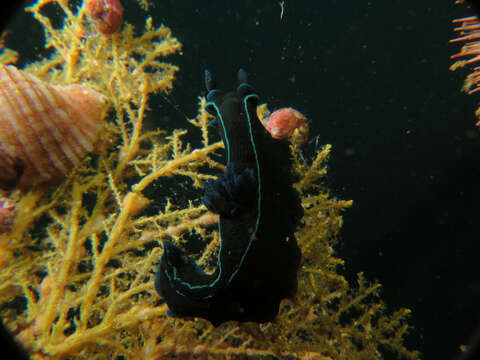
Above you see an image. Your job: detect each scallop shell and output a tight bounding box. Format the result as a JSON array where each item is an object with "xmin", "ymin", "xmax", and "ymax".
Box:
[{"xmin": 0, "ymin": 65, "xmax": 107, "ymax": 190}]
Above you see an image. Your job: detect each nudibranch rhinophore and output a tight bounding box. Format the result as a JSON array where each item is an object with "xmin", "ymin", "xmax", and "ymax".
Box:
[
  {"xmin": 155, "ymin": 69, "xmax": 303, "ymax": 325},
  {"xmin": 0, "ymin": 65, "xmax": 107, "ymax": 191}
]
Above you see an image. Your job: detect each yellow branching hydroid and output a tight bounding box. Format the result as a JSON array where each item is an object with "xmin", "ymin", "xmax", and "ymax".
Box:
[{"xmin": 0, "ymin": 1, "xmax": 419, "ymax": 359}]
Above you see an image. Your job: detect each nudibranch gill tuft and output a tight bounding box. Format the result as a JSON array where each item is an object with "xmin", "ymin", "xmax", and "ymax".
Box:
[{"xmin": 155, "ymin": 69, "xmax": 303, "ymax": 325}]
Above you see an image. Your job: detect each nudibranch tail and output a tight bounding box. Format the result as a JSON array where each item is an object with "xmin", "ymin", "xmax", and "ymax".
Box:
[
  {"xmin": 155, "ymin": 70, "xmax": 303, "ymax": 325},
  {"xmin": 155, "ymin": 241, "xmax": 220, "ymax": 301}
]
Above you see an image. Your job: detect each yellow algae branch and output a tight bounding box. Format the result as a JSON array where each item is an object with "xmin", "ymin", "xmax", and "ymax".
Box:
[
  {"xmin": 133, "ymin": 142, "xmax": 224, "ymax": 192},
  {"xmin": 0, "ymin": 33, "xmax": 18, "ymax": 64},
  {"xmin": 0, "ymin": 0, "xmax": 419, "ymax": 359}
]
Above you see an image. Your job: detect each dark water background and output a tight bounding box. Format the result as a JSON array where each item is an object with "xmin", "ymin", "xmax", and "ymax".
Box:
[{"xmin": 4, "ymin": 1, "xmax": 480, "ymax": 359}]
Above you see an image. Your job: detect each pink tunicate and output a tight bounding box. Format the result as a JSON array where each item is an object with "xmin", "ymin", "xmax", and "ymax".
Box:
[
  {"xmin": 86, "ymin": 0, "xmax": 124, "ymax": 35},
  {"xmin": 264, "ymin": 107, "xmax": 309, "ymax": 147}
]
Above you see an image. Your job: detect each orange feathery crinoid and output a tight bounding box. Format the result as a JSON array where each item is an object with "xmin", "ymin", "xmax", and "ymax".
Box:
[{"xmin": 450, "ymin": 0, "xmax": 480, "ymax": 125}]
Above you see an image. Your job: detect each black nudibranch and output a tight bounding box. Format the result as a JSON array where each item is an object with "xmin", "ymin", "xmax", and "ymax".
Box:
[{"xmin": 155, "ymin": 69, "xmax": 303, "ymax": 325}]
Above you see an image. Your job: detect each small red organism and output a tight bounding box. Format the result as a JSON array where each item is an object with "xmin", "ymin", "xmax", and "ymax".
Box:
[
  {"xmin": 85, "ymin": 0, "xmax": 124, "ymax": 35},
  {"xmin": 263, "ymin": 107, "xmax": 309, "ymax": 147}
]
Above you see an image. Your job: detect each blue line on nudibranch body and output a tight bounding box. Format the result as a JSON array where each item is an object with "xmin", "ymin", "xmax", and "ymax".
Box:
[
  {"xmin": 205, "ymin": 101, "xmax": 230, "ymax": 162},
  {"xmin": 226, "ymin": 93, "xmax": 261, "ymax": 284},
  {"xmin": 164, "ymin": 93, "xmax": 262, "ymax": 297}
]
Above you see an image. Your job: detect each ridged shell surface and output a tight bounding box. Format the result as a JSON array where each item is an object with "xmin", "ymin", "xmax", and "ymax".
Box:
[{"xmin": 0, "ymin": 65, "xmax": 107, "ymax": 190}]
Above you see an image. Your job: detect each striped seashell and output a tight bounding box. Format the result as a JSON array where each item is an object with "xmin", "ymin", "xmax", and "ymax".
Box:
[
  {"xmin": 0, "ymin": 65, "xmax": 107, "ymax": 191},
  {"xmin": 0, "ymin": 196, "xmax": 16, "ymax": 234}
]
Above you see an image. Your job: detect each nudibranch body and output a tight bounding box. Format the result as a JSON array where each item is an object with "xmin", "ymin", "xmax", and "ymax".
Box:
[
  {"xmin": 85, "ymin": 0, "xmax": 124, "ymax": 35},
  {"xmin": 155, "ymin": 70, "xmax": 303, "ymax": 325}
]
